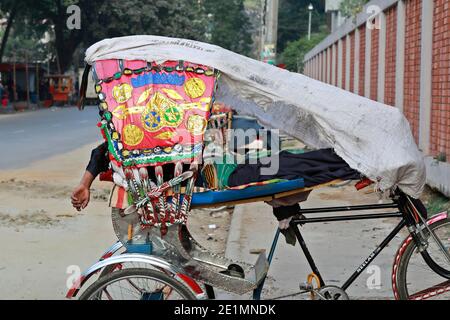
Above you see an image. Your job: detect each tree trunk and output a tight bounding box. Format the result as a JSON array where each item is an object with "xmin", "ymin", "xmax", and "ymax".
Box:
[
  {"xmin": 0, "ymin": 5, "xmax": 18, "ymax": 63},
  {"xmin": 52, "ymin": 0, "xmax": 83, "ymax": 73},
  {"xmin": 54, "ymin": 29, "xmax": 81, "ymax": 74}
]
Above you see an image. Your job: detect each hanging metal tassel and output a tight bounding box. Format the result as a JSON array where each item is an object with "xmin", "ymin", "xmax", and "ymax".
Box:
[
  {"xmin": 124, "ymin": 168, "xmax": 140, "ymax": 203},
  {"xmin": 179, "ymin": 163, "xmax": 198, "ymax": 223},
  {"xmin": 154, "ymin": 166, "xmax": 167, "ymax": 227},
  {"xmin": 172, "ymin": 161, "xmax": 183, "ymax": 223},
  {"xmin": 138, "ymin": 167, "xmax": 150, "ymax": 192}
]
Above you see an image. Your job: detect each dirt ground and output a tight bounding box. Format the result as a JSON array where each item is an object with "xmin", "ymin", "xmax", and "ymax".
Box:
[{"xmin": 0, "ymin": 142, "xmax": 231, "ymax": 299}]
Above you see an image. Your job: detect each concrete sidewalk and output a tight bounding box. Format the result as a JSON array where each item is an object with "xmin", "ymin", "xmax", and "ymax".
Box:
[{"xmin": 221, "ymin": 185, "xmax": 410, "ymax": 300}]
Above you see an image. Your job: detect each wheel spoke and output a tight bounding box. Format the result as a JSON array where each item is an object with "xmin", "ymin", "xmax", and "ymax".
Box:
[
  {"xmin": 81, "ymin": 268, "xmax": 195, "ymax": 300},
  {"xmin": 126, "ymin": 278, "xmax": 144, "ymax": 294},
  {"xmin": 396, "ymin": 219, "xmax": 450, "ymax": 300},
  {"xmin": 103, "ymin": 288, "xmax": 113, "ymax": 300}
]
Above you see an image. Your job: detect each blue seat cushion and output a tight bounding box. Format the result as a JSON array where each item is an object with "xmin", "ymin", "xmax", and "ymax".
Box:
[{"xmin": 191, "ymin": 179, "xmax": 305, "ymax": 206}]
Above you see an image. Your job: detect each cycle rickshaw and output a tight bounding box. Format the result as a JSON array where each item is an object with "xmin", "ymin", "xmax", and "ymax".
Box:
[{"xmin": 67, "ymin": 36, "xmax": 450, "ymax": 300}]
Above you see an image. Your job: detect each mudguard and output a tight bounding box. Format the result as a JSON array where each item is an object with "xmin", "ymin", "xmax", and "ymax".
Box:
[{"xmin": 66, "ymin": 251, "xmax": 204, "ymax": 299}]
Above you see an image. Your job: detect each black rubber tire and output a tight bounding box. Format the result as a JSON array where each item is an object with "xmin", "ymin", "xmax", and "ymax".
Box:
[
  {"xmin": 394, "ymin": 217, "xmax": 450, "ymax": 300},
  {"xmin": 79, "ymin": 268, "xmax": 197, "ymax": 300}
]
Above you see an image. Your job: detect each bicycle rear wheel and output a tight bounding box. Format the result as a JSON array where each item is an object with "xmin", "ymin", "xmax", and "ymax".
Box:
[
  {"xmin": 79, "ymin": 268, "xmax": 196, "ymax": 300},
  {"xmin": 393, "ymin": 217, "xmax": 450, "ymax": 300}
]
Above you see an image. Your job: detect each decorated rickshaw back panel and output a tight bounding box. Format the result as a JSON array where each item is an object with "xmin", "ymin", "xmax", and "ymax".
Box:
[{"xmin": 93, "ymin": 59, "xmax": 217, "ymax": 167}]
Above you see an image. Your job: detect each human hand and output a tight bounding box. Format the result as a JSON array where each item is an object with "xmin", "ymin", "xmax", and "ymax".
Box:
[{"xmin": 71, "ymin": 184, "xmax": 90, "ymax": 211}]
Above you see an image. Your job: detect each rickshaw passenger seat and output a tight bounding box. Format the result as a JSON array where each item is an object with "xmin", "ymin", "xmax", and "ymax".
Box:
[{"xmin": 191, "ymin": 179, "xmax": 305, "ymax": 206}]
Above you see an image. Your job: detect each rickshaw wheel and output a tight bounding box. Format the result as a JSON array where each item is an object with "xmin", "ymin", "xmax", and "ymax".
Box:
[
  {"xmin": 393, "ymin": 217, "xmax": 450, "ymax": 300},
  {"xmin": 79, "ymin": 268, "xmax": 196, "ymax": 300}
]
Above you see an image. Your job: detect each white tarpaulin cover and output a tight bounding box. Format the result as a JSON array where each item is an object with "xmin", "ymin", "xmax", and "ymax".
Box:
[{"xmin": 85, "ymin": 35, "xmax": 426, "ymax": 198}]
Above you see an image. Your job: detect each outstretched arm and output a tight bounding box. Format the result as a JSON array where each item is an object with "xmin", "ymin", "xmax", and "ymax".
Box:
[
  {"xmin": 71, "ymin": 170, "xmax": 95, "ymax": 211},
  {"xmin": 71, "ymin": 142, "xmax": 109, "ymax": 211}
]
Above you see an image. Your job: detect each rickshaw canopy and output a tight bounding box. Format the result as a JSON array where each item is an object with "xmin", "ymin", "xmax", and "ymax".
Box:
[{"xmin": 85, "ymin": 35, "xmax": 426, "ymax": 198}]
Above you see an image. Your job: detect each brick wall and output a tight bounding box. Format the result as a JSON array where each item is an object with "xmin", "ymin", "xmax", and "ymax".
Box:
[
  {"xmin": 322, "ymin": 52, "xmax": 325, "ymax": 81},
  {"xmin": 303, "ymin": 0, "xmax": 450, "ymax": 194},
  {"xmin": 318, "ymin": 53, "xmax": 322, "ymax": 81},
  {"xmin": 359, "ymin": 25, "xmax": 366, "ymax": 96},
  {"xmin": 370, "ymin": 28, "xmax": 380, "ymax": 101},
  {"xmin": 326, "ymin": 47, "xmax": 332, "ymax": 84},
  {"xmin": 431, "ymin": 0, "xmax": 450, "ymax": 159},
  {"xmin": 317, "ymin": 55, "xmax": 320, "ymax": 79},
  {"xmin": 403, "ymin": 0, "xmax": 422, "ymax": 143},
  {"xmin": 384, "ymin": 5, "xmax": 398, "ymax": 106},
  {"xmin": 350, "ymin": 31, "xmax": 355, "ymax": 93},
  {"xmin": 342, "ymin": 38, "xmax": 347, "ymax": 89},
  {"xmin": 321, "ymin": 51, "xmax": 324, "ymax": 81},
  {"xmin": 315, "ymin": 54, "xmax": 318, "ymax": 80},
  {"xmin": 335, "ymin": 43, "xmax": 339, "ymax": 85}
]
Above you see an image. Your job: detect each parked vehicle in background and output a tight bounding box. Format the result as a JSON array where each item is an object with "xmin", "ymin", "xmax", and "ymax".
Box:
[{"xmin": 45, "ymin": 75, "xmax": 74, "ymax": 106}]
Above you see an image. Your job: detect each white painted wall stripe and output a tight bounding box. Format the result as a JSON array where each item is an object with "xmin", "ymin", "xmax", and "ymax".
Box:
[
  {"xmin": 345, "ymin": 34, "xmax": 351, "ymax": 90},
  {"xmin": 395, "ymin": 0, "xmax": 406, "ymax": 111},
  {"xmin": 327, "ymin": 47, "xmax": 332, "ymax": 83},
  {"xmin": 365, "ymin": 24, "xmax": 372, "ymax": 98},
  {"xmin": 418, "ymin": 0, "xmax": 434, "ymax": 154},
  {"xmin": 377, "ymin": 11, "xmax": 386, "ymax": 103},
  {"xmin": 354, "ymin": 27, "xmax": 360, "ymax": 94},
  {"xmin": 337, "ymin": 39, "xmax": 343, "ymax": 88},
  {"xmin": 332, "ymin": 43, "xmax": 337, "ymax": 86},
  {"xmin": 322, "ymin": 51, "xmax": 326, "ymax": 81}
]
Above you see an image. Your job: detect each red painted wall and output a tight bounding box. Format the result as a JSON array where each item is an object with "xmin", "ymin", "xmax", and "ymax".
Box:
[
  {"xmin": 403, "ymin": 0, "xmax": 422, "ymax": 143},
  {"xmin": 385, "ymin": 5, "xmax": 398, "ymax": 106},
  {"xmin": 359, "ymin": 25, "xmax": 366, "ymax": 96},
  {"xmin": 342, "ymin": 38, "xmax": 347, "ymax": 88},
  {"xmin": 431, "ymin": 0, "xmax": 450, "ymax": 159},
  {"xmin": 350, "ymin": 31, "xmax": 355, "ymax": 93},
  {"xmin": 370, "ymin": 28, "xmax": 380, "ymax": 101}
]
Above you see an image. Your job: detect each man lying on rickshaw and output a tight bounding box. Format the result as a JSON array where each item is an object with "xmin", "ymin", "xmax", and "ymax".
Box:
[{"xmin": 72, "ymin": 139, "xmax": 361, "ymax": 244}]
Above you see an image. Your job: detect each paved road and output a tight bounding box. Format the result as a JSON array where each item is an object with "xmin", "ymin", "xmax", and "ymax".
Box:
[{"xmin": 0, "ymin": 107, "xmax": 100, "ymax": 169}]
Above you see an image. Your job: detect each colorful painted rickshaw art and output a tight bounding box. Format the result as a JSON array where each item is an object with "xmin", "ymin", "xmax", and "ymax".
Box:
[{"xmin": 94, "ymin": 60, "xmax": 217, "ymax": 167}]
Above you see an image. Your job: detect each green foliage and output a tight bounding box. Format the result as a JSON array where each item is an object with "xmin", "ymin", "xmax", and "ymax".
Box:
[
  {"xmin": 204, "ymin": 0, "xmax": 252, "ymax": 56},
  {"xmin": 1, "ymin": 0, "xmax": 201, "ymax": 70},
  {"xmin": 81, "ymin": 0, "xmax": 207, "ymax": 46},
  {"xmin": 2, "ymin": 21, "xmax": 51, "ymax": 62},
  {"xmin": 63, "ymin": 0, "xmax": 208, "ymax": 70},
  {"xmin": 280, "ymin": 27, "xmax": 327, "ymax": 72},
  {"xmin": 244, "ymin": 0, "xmax": 261, "ymax": 10},
  {"xmin": 339, "ymin": 0, "xmax": 369, "ymax": 19},
  {"xmin": 0, "ymin": 1, "xmax": 51, "ymax": 61},
  {"xmin": 277, "ymin": 0, "xmax": 326, "ymax": 53},
  {"xmin": 0, "ymin": 0, "xmax": 43, "ymax": 62},
  {"xmin": 1, "ymin": 0, "xmax": 326, "ymax": 71},
  {"xmin": 0, "ymin": 0, "xmax": 253, "ymax": 71}
]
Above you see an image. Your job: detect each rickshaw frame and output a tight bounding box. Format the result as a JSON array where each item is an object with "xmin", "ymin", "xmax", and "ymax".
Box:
[{"xmin": 66, "ymin": 193, "xmax": 450, "ymax": 300}]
